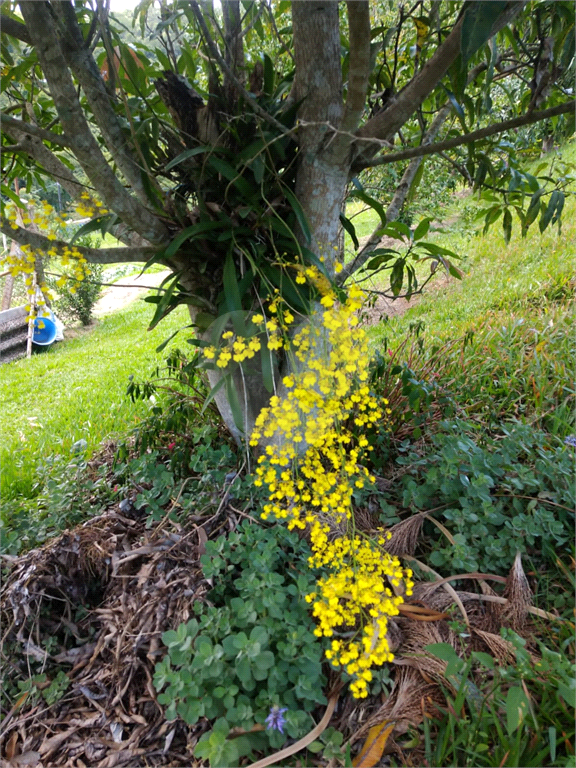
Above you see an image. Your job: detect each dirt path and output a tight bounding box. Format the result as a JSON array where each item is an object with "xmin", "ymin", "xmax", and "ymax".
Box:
[{"xmin": 92, "ymin": 270, "xmax": 172, "ymax": 317}]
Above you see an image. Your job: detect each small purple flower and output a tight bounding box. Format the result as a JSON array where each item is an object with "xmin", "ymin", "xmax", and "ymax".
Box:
[
  {"xmin": 564, "ymin": 435, "xmax": 576, "ymax": 448},
  {"xmin": 265, "ymin": 706, "xmax": 288, "ymax": 734}
]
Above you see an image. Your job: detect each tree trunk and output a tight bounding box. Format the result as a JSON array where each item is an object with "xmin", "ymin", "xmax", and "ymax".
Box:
[
  {"xmin": 1, "ymin": 272, "xmax": 14, "ymax": 311},
  {"xmin": 292, "ymin": 1, "xmax": 348, "ymax": 268}
]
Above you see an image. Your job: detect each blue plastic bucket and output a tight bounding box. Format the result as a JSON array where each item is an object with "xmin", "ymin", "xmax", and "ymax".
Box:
[{"xmin": 33, "ymin": 317, "xmax": 57, "ymax": 346}]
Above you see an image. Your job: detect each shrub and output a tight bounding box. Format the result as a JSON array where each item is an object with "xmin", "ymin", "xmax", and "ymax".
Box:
[{"xmin": 53, "ymin": 261, "xmax": 103, "ymax": 326}]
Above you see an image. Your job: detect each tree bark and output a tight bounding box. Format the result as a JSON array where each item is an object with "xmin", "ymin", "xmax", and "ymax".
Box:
[
  {"xmin": 292, "ymin": 1, "xmax": 347, "ymax": 269},
  {"xmin": 0, "ymin": 221, "xmax": 156, "ymax": 264},
  {"xmin": 1, "ymin": 272, "xmax": 14, "ymax": 312},
  {"xmin": 222, "ymin": 0, "xmax": 244, "ymax": 106}
]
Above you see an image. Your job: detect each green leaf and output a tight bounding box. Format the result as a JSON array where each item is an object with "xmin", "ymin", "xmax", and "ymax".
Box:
[
  {"xmin": 201, "ymin": 376, "xmax": 227, "ymax": 414},
  {"xmin": 444, "ymin": 87, "xmax": 466, "ymax": 121},
  {"xmin": 254, "ymin": 651, "xmax": 275, "ymax": 671},
  {"xmin": 165, "ymin": 146, "xmax": 210, "ymax": 171},
  {"xmin": 413, "ymin": 217, "xmax": 432, "ymax": 241},
  {"xmin": 207, "ymin": 156, "xmax": 255, "ymax": 198},
  {"xmin": 406, "ymin": 160, "xmax": 426, "ymax": 204},
  {"xmin": 364, "ymin": 248, "xmax": 400, "ymax": 271},
  {"xmin": 1, "ymin": 183, "xmax": 26, "ymax": 208},
  {"xmin": 506, "ymin": 685, "xmax": 529, "ymax": 735},
  {"xmin": 225, "ymin": 375, "xmax": 245, "ymax": 434},
  {"xmin": 461, "ymin": 2, "xmax": 507, "ymax": 62},
  {"xmin": 146, "ymin": 272, "xmax": 184, "ymax": 330},
  {"xmin": 163, "ymin": 222, "xmax": 222, "ymax": 259},
  {"xmin": 70, "ymin": 214, "xmax": 114, "ymax": 244},
  {"xmin": 263, "ymin": 53, "xmax": 275, "ymax": 95},
  {"xmin": 539, "ymin": 189, "xmax": 561, "ymax": 233},
  {"xmin": 523, "ymin": 189, "xmax": 544, "ymax": 234},
  {"xmin": 235, "ymin": 656, "xmax": 253, "ymax": 685},
  {"xmin": 426, "ymin": 643, "xmax": 461, "ymax": 664},
  {"xmin": 390, "ymin": 259, "xmax": 404, "ymax": 296},
  {"xmin": 379, "ymin": 220, "xmax": 411, "ymax": 240},
  {"xmin": 549, "ymin": 726, "xmax": 557, "ymax": 763},
  {"xmin": 260, "ymin": 344, "xmax": 275, "ymax": 393},
  {"xmin": 283, "ymin": 188, "xmax": 311, "ymax": 243},
  {"xmin": 557, "ymin": 682, "xmax": 576, "ymax": 708},
  {"xmin": 471, "ymin": 651, "xmax": 495, "ymax": 669},
  {"xmin": 349, "ymin": 189, "xmax": 387, "ymax": 227},
  {"xmin": 417, "ymin": 242, "xmax": 460, "ymax": 259},
  {"xmin": 483, "ymin": 205, "xmax": 502, "ymax": 235},
  {"xmin": 551, "ymin": 190, "xmax": 565, "ymax": 226},
  {"xmin": 156, "ymin": 328, "xmax": 182, "ymax": 353},
  {"xmin": 339, "ymin": 213, "xmax": 359, "ymax": 249},
  {"xmin": 251, "ymin": 156, "xmax": 265, "ymax": 185}
]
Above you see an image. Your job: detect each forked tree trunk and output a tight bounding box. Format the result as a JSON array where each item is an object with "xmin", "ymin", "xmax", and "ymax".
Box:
[{"xmin": 187, "ymin": 3, "xmax": 353, "ymax": 445}]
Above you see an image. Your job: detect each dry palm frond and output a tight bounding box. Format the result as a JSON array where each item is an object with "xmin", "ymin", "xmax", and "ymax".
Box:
[
  {"xmin": 393, "ymin": 621, "xmax": 455, "ymax": 687},
  {"xmin": 501, "ymin": 551, "xmax": 533, "ymax": 630},
  {"xmin": 350, "ymin": 667, "xmax": 442, "ymax": 745},
  {"xmin": 383, "ymin": 513, "xmax": 426, "ymax": 557},
  {"xmin": 472, "ymin": 628, "xmax": 516, "ymax": 663},
  {"xmin": 403, "ymin": 556, "xmax": 470, "ymax": 627}
]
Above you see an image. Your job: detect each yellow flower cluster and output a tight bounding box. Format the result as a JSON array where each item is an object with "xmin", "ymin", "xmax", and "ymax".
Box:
[
  {"xmin": 247, "ymin": 274, "xmax": 413, "ymax": 698},
  {"xmin": 306, "ymin": 534, "xmax": 412, "ymax": 697},
  {"xmin": 5, "ymin": 199, "xmax": 63, "ymax": 234},
  {"xmin": 74, "ymin": 191, "xmax": 108, "ymax": 219},
  {"xmin": 201, "ymin": 293, "xmax": 300, "ymax": 370},
  {"xmin": 2, "ymin": 199, "xmax": 95, "ymax": 319},
  {"xmin": 203, "ymin": 327, "xmax": 262, "ymax": 368}
]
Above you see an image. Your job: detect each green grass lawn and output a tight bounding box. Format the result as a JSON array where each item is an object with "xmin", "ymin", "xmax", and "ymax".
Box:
[{"xmin": 0, "ymin": 298, "xmax": 190, "ymax": 498}]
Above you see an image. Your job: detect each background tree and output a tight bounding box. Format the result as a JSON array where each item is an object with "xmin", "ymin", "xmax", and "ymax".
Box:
[{"xmin": 1, "ymin": 0, "xmax": 574, "ymax": 441}]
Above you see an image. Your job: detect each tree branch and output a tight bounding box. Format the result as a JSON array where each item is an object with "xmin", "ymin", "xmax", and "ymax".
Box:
[
  {"xmin": 0, "ymin": 220, "xmax": 157, "ymax": 265},
  {"xmin": 355, "ymin": 100, "xmax": 575, "ymax": 170},
  {"xmin": 4, "ymin": 126, "xmax": 86, "ymax": 201},
  {"xmin": 0, "ymin": 114, "xmax": 71, "ymax": 148},
  {"xmin": 3, "ymin": 128, "xmax": 154, "ymax": 250},
  {"xmin": 0, "ymin": 14, "xmax": 31, "ymax": 44},
  {"xmin": 18, "ymin": 1, "xmax": 169, "ymax": 246},
  {"xmin": 356, "ymin": 2, "xmax": 527, "ymax": 153},
  {"xmin": 51, "ymin": 1, "xmax": 158, "ymax": 208},
  {"xmin": 188, "ymin": 0, "xmax": 292, "ymax": 136},
  {"xmin": 341, "ymin": 1, "xmax": 371, "ymax": 133},
  {"xmin": 356, "ymin": 15, "xmax": 465, "ymax": 148}
]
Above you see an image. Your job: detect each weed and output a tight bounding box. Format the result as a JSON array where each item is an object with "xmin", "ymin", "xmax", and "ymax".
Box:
[
  {"xmin": 0, "ymin": 450, "xmax": 115, "ymax": 555},
  {"xmin": 420, "ymin": 631, "xmax": 576, "ymax": 767}
]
